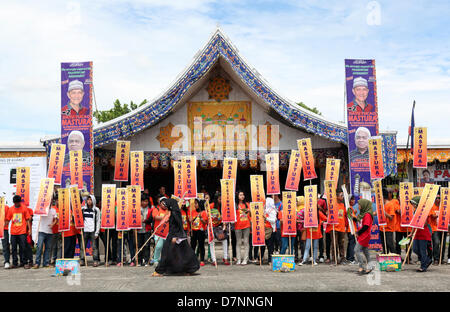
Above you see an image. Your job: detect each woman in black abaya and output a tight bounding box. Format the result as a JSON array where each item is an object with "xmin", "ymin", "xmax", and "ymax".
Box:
[{"xmin": 153, "ymin": 198, "xmax": 200, "ymax": 276}]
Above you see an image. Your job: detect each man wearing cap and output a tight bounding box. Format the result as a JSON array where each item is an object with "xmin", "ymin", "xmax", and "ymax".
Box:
[
  {"xmin": 347, "ymin": 77, "xmax": 374, "ymax": 112},
  {"xmin": 350, "ymin": 126, "xmax": 371, "ymax": 163},
  {"xmin": 62, "ymin": 80, "xmax": 88, "ymax": 116}
]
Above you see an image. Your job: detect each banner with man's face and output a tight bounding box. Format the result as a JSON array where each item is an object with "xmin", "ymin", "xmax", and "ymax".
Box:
[
  {"xmin": 345, "ymin": 59, "xmax": 379, "ymax": 199},
  {"xmin": 61, "ymin": 62, "xmax": 93, "ymax": 194}
]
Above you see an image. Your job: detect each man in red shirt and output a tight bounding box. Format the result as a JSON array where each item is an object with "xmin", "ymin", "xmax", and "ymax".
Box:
[
  {"xmin": 2, "ymin": 204, "xmax": 10, "ymax": 268},
  {"xmin": 409, "ymin": 196, "xmax": 432, "ymax": 272},
  {"xmin": 5, "ymin": 195, "xmax": 31, "ymax": 269},
  {"xmin": 61, "ymin": 80, "xmax": 88, "ymax": 116}
]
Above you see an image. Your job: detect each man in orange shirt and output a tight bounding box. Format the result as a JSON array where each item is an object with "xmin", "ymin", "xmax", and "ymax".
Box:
[
  {"xmin": 380, "ymin": 189, "xmax": 396, "ymax": 254},
  {"xmin": 5, "ymin": 195, "xmax": 31, "ymax": 269},
  {"xmin": 326, "ymin": 190, "xmax": 348, "ymax": 264},
  {"xmin": 429, "ymin": 195, "xmax": 441, "ymax": 264},
  {"xmin": 2, "ymin": 204, "xmax": 10, "ymax": 268}
]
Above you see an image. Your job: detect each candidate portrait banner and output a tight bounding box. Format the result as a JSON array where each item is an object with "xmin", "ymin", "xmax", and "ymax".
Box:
[
  {"xmin": 58, "ymin": 188, "xmax": 71, "ymax": 232},
  {"xmin": 304, "ymin": 185, "xmax": 318, "ymax": 228},
  {"xmin": 399, "ymin": 182, "xmax": 414, "ymax": 227},
  {"xmin": 265, "ymin": 153, "xmax": 280, "ymax": 195},
  {"xmin": 297, "ymin": 138, "xmax": 317, "ymax": 180},
  {"xmin": 69, "ymin": 186, "xmax": 84, "ymax": 229},
  {"xmin": 345, "ymin": 59, "xmax": 379, "ymax": 200},
  {"xmin": 61, "ymin": 61, "xmax": 93, "ymax": 193},
  {"xmin": 130, "ymin": 151, "xmax": 144, "ymax": 189},
  {"xmin": 413, "ymin": 127, "xmax": 427, "ymax": 169},
  {"xmin": 368, "ymin": 137, "xmax": 384, "ymax": 180},
  {"xmin": 0, "ymin": 197, "xmax": 5, "ymax": 239},
  {"xmin": 438, "ymin": 187, "xmax": 450, "ymax": 232},
  {"xmin": 221, "ymin": 179, "xmax": 236, "ymax": 223},
  {"xmin": 116, "ymin": 188, "xmax": 128, "ymax": 231},
  {"xmin": 127, "ymin": 185, "xmax": 142, "ymax": 229},
  {"xmin": 250, "ymin": 202, "xmax": 265, "ymax": 246},
  {"xmin": 47, "ymin": 143, "xmax": 66, "ymax": 185},
  {"xmin": 325, "ymin": 158, "xmax": 340, "ymax": 186},
  {"xmin": 34, "ymin": 178, "xmax": 55, "ymax": 216},
  {"xmin": 409, "ymin": 183, "xmax": 440, "ymax": 229},
  {"xmin": 69, "ymin": 150, "xmax": 83, "ymax": 190},
  {"xmin": 285, "ymin": 150, "xmax": 302, "ymax": 191},
  {"xmin": 282, "ymin": 191, "xmax": 297, "ymax": 236},
  {"xmin": 324, "ymin": 180, "xmax": 339, "ymax": 225},
  {"xmin": 16, "ymin": 167, "xmax": 30, "ymax": 206},
  {"xmin": 373, "ymin": 179, "xmax": 386, "ymax": 226},
  {"xmin": 114, "ymin": 141, "xmax": 130, "ymax": 182},
  {"xmin": 173, "ymin": 161, "xmax": 185, "ymax": 198},
  {"xmin": 182, "ymin": 155, "xmax": 197, "ymax": 199},
  {"xmin": 250, "ymin": 175, "xmax": 265, "ymax": 204},
  {"xmin": 101, "ymin": 184, "xmax": 116, "ymax": 229}
]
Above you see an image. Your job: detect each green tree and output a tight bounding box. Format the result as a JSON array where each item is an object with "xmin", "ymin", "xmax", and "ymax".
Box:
[
  {"xmin": 94, "ymin": 99, "xmax": 148, "ymax": 123},
  {"xmin": 296, "ymin": 102, "xmax": 322, "ymax": 116}
]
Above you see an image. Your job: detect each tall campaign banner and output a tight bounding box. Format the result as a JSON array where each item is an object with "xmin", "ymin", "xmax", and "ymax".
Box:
[
  {"xmin": 368, "ymin": 137, "xmax": 384, "ymax": 180},
  {"xmin": 0, "ymin": 197, "xmax": 5, "ymax": 239},
  {"xmin": 413, "ymin": 127, "xmax": 427, "ymax": 169},
  {"xmin": 297, "ymin": 138, "xmax": 317, "ymax": 180},
  {"xmin": 16, "ymin": 167, "xmax": 30, "ymax": 206},
  {"xmin": 47, "ymin": 144, "xmax": 66, "ymax": 185},
  {"xmin": 127, "ymin": 185, "xmax": 142, "ymax": 229},
  {"xmin": 34, "ymin": 178, "xmax": 55, "ymax": 216},
  {"xmin": 69, "ymin": 150, "xmax": 83, "ymax": 190},
  {"xmin": 399, "ymin": 182, "xmax": 414, "ymax": 227},
  {"xmin": 265, "ymin": 153, "xmax": 280, "ymax": 195},
  {"xmin": 173, "ymin": 161, "xmax": 185, "ymax": 198},
  {"xmin": 116, "ymin": 188, "xmax": 128, "ymax": 231},
  {"xmin": 205, "ymin": 201, "xmax": 214, "ymax": 244},
  {"xmin": 285, "ymin": 150, "xmax": 302, "ymax": 191},
  {"xmin": 182, "ymin": 156, "xmax": 197, "ymax": 199},
  {"xmin": 345, "ymin": 59, "xmax": 379, "ymax": 199},
  {"xmin": 61, "ymin": 62, "xmax": 93, "ymax": 193},
  {"xmin": 223, "ymin": 158, "xmax": 237, "ymax": 185},
  {"xmin": 250, "ymin": 202, "xmax": 265, "ymax": 246},
  {"xmin": 325, "ymin": 158, "xmax": 340, "ymax": 186},
  {"xmin": 221, "ymin": 179, "xmax": 236, "ymax": 222},
  {"xmin": 304, "ymin": 185, "xmax": 318, "ymax": 228},
  {"xmin": 373, "ymin": 179, "xmax": 386, "ymax": 226},
  {"xmin": 437, "ymin": 187, "xmax": 450, "ymax": 232},
  {"xmin": 69, "ymin": 186, "xmax": 84, "ymax": 229},
  {"xmin": 114, "ymin": 141, "xmax": 130, "ymax": 182},
  {"xmin": 101, "ymin": 185, "xmax": 116, "ymax": 229},
  {"xmin": 130, "ymin": 151, "xmax": 144, "ymax": 189},
  {"xmin": 324, "ymin": 180, "xmax": 339, "ymax": 225},
  {"xmin": 58, "ymin": 188, "xmax": 71, "ymax": 232},
  {"xmin": 281, "ymin": 191, "xmax": 297, "ymax": 236},
  {"xmin": 409, "ymin": 183, "xmax": 440, "ymax": 229},
  {"xmin": 250, "ymin": 175, "xmax": 265, "ymax": 204}
]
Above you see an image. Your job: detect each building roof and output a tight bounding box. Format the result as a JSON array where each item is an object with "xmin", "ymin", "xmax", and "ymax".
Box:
[{"xmin": 0, "ymin": 141, "xmax": 46, "ymax": 152}]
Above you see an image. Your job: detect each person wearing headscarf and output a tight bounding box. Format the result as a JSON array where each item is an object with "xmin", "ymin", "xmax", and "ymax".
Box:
[
  {"xmin": 409, "ymin": 196, "xmax": 432, "ymax": 272},
  {"xmin": 153, "ymin": 198, "xmax": 200, "ymax": 276},
  {"xmin": 353, "ymin": 198, "xmax": 374, "ymax": 274}
]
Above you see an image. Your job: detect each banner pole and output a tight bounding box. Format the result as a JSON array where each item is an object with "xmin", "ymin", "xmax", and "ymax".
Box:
[
  {"xmin": 81, "ymin": 229, "xmax": 87, "ymax": 267},
  {"xmin": 288, "ymin": 234, "xmax": 292, "ymax": 256},
  {"xmin": 62, "ymin": 231, "xmax": 65, "ymax": 259},
  {"xmin": 333, "ymin": 225, "xmax": 337, "ymax": 266},
  {"xmin": 106, "ymin": 229, "xmax": 109, "ymax": 267},
  {"xmin": 402, "ymin": 229, "xmax": 417, "ymax": 267},
  {"xmin": 229, "ymin": 224, "xmax": 232, "ymax": 266},
  {"xmin": 310, "ymin": 228, "xmax": 313, "ymax": 267},
  {"xmin": 121, "ymin": 231, "xmax": 124, "ymax": 267},
  {"xmin": 406, "ymin": 228, "xmax": 410, "ymax": 264},
  {"xmin": 135, "ymin": 229, "xmax": 139, "ymax": 266},
  {"xmin": 259, "ymin": 246, "xmax": 262, "ymax": 267},
  {"xmin": 131, "ymin": 218, "xmax": 167, "ymax": 262},
  {"xmin": 383, "ymin": 229, "xmax": 387, "ymax": 254},
  {"xmin": 439, "ymin": 232, "xmax": 445, "ymax": 266}
]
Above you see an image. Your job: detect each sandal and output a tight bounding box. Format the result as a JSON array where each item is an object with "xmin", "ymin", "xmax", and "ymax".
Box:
[
  {"xmin": 416, "ymin": 268, "xmax": 426, "ymax": 272},
  {"xmin": 363, "ymin": 269, "xmax": 373, "ymax": 274},
  {"xmin": 151, "ymin": 271, "xmax": 163, "ymax": 277}
]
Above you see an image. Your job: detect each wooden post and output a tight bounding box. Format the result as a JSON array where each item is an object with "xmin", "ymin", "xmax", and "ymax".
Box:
[
  {"xmin": 134, "ymin": 229, "xmax": 139, "ymax": 266},
  {"xmin": 121, "ymin": 231, "xmax": 124, "ymax": 267},
  {"xmin": 228, "ymin": 224, "xmax": 232, "ymax": 266},
  {"xmin": 106, "ymin": 229, "xmax": 110, "ymax": 267},
  {"xmin": 383, "ymin": 228, "xmax": 387, "ymax": 254},
  {"xmin": 439, "ymin": 231, "xmax": 445, "ymax": 266},
  {"xmin": 62, "ymin": 232, "xmax": 65, "ymax": 259},
  {"xmin": 259, "ymin": 246, "xmax": 262, "ymax": 267},
  {"xmin": 332, "ymin": 225, "xmax": 337, "ymax": 266},
  {"xmin": 80, "ymin": 229, "xmax": 88, "ymax": 267},
  {"xmin": 402, "ymin": 229, "xmax": 417, "ymax": 267},
  {"xmin": 288, "ymin": 235, "xmax": 292, "ymax": 256},
  {"xmin": 406, "ymin": 229, "xmax": 410, "ymax": 264},
  {"xmin": 310, "ymin": 228, "xmax": 313, "ymax": 267}
]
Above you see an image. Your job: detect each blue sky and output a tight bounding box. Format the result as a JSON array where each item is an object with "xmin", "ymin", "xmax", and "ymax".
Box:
[{"xmin": 0, "ymin": 0, "xmax": 449, "ymax": 144}]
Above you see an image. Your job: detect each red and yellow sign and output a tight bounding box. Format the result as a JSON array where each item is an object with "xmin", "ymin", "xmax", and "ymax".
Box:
[
  {"xmin": 58, "ymin": 188, "xmax": 71, "ymax": 232},
  {"xmin": 69, "ymin": 150, "xmax": 83, "ymax": 189},
  {"xmin": 324, "ymin": 180, "xmax": 339, "ymax": 225},
  {"xmin": 250, "ymin": 175, "xmax": 265, "ymax": 204},
  {"xmin": 16, "ymin": 167, "xmax": 30, "ymax": 206},
  {"xmin": 282, "ymin": 191, "xmax": 297, "ymax": 236},
  {"xmin": 223, "ymin": 158, "xmax": 237, "ymax": 190},
  {"xmin": 34, "ymin": 178, "xmax": 55, "ymax": 216},
  {"xmin": 154, "ymin": 214, "xmax": 170, "ymax": 239},
  {"xmin": 221, "ymin": 179, "xmax": 236, "ymax": 223},
  {"xmin": 116, "ymin": 188, "xmax": 128, "ymax": 231},
  {"xmin": 399, "ymin": 182, "xmax": 414, "ymax": 227},
  {"xmin": 373, "ymin": 179, "xmax": 386, "ymax": 226},
  {"xmin": 182, "ymin": 156, "xmax": 197, "ymax": 199},
  {"xmin": 0, "ymin": 197, "xmax": 5, "ymax": 239},
  {"xmin": 250, "ymin": 202, "xmax": 265, "ymax": 246},
  {"xmin": 101, "ymin": 185, "xmax": 116, "ymax": 229},
  {"xmin": 368, "ymin": 137, "xmax": 384, "ymax": 180},
  {"xmin": 285, "ymin": 150, "xmax": 302, "ymax": 191},
  {"xmin": 69, "ymin": 186, "xmax": 84, "ymax": 229},
  {"xmin": 437, "ymin": 187, "xmax": 450, "ymax": 232},
  {"xmin": 205, "ymin": 200, "xmax": 214, "ymax": 244},
  {"xmin": 127, "ymin": 185, "xmax": 142, "ymax": 229},
  {"xmin": 130, "ymin": 151, "xmax": 144, "ymax": 189},
  {"xmin": 297, "ymin": 138, "xmax": 317, "ymax": 180},
  {"xmin": 413, "ymin": 127, "xmax": 427, "ymax": 168},
  {"xmin": 325, "ymin": 158, "xmax": 340, "ymax": 186},
  {"xmin": 410, "ymin": 183, "xmax": 440, "ymax": 229},
  {"xmin": 265, "ymin": 153, "xmax": 280, "ymax": 195},
  {"xmin": 304, "ymin": 185, "xmax": 318, "ymax": 228},
  {"xmin": 114, "ymin": 141, "xmax": 130, "ymax": 181},
  {"xmin": 414, "ymin": 187, "xmax": 423, "ymax": 197},
  {"xmin": 47, "ymin": 143, "xmax": 66, "ymax": 185},
  {"xmin": 173, "ymin": 161, "xmax": 185, "ymax": 198}
]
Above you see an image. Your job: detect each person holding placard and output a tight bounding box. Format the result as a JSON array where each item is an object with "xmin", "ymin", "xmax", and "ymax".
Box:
[
  {"xmin": 189, "ymin": 199, "xmax": 208, "ymax": 266},
  {"xmin": 409, "ymin": 196, "xmax": 433, "ymax": 272},
  {"xmin": 150, "ymin": 197, "xmax": 170, "ymax": 266},
  {"xmin": 80, "ymin": 195, "xmax": 101, "ymax": 267},
  {"xmin": 353, "ymin": 199, "xmax": 374, "ymax": 275},
  {"xmin": 429, "ymin": 195, "xmax": 441, "ymax": 264},
  {"xmin": 299, "ymin": 209, "xmax": 327, "ymax": 266},
  {"xmin": 345, "ymin": 196, "xmax": 357, "ymax": 264},
  {"xmin": 210, "ymin": 194, "xmax": 229, "ymax": 265},
  {"xmin": 234, "ymin": 191, "xmax": 251, "ymax": 265},
  {"xmin": 262, "ymin": 197, "xmax": 277, "ymax": 265},
  {"xmin": 137, "ymin": 194, "xmax": 153, "ymax": 266},
  {"xmin": 380, "ymin": 189, "xmax": 396, "ymax": 254},
  {"xmin": 33, "ymin": 206, "xmax": 58, "ymax": 269}
]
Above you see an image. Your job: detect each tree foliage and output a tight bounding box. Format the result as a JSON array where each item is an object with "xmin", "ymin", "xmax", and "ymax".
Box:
[
  {"xmin": 296, "ymin": 102, "xmax": 322, "ymax": 116},
  {"xmin": 94, "ymin": 99, "xmax": 148, "ymax": 123}
]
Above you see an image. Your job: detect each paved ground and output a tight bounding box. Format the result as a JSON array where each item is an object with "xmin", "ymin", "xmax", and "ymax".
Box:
[{"xmin": 1, "ymin": 253, "xmax": 450, "ymax": 292}]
